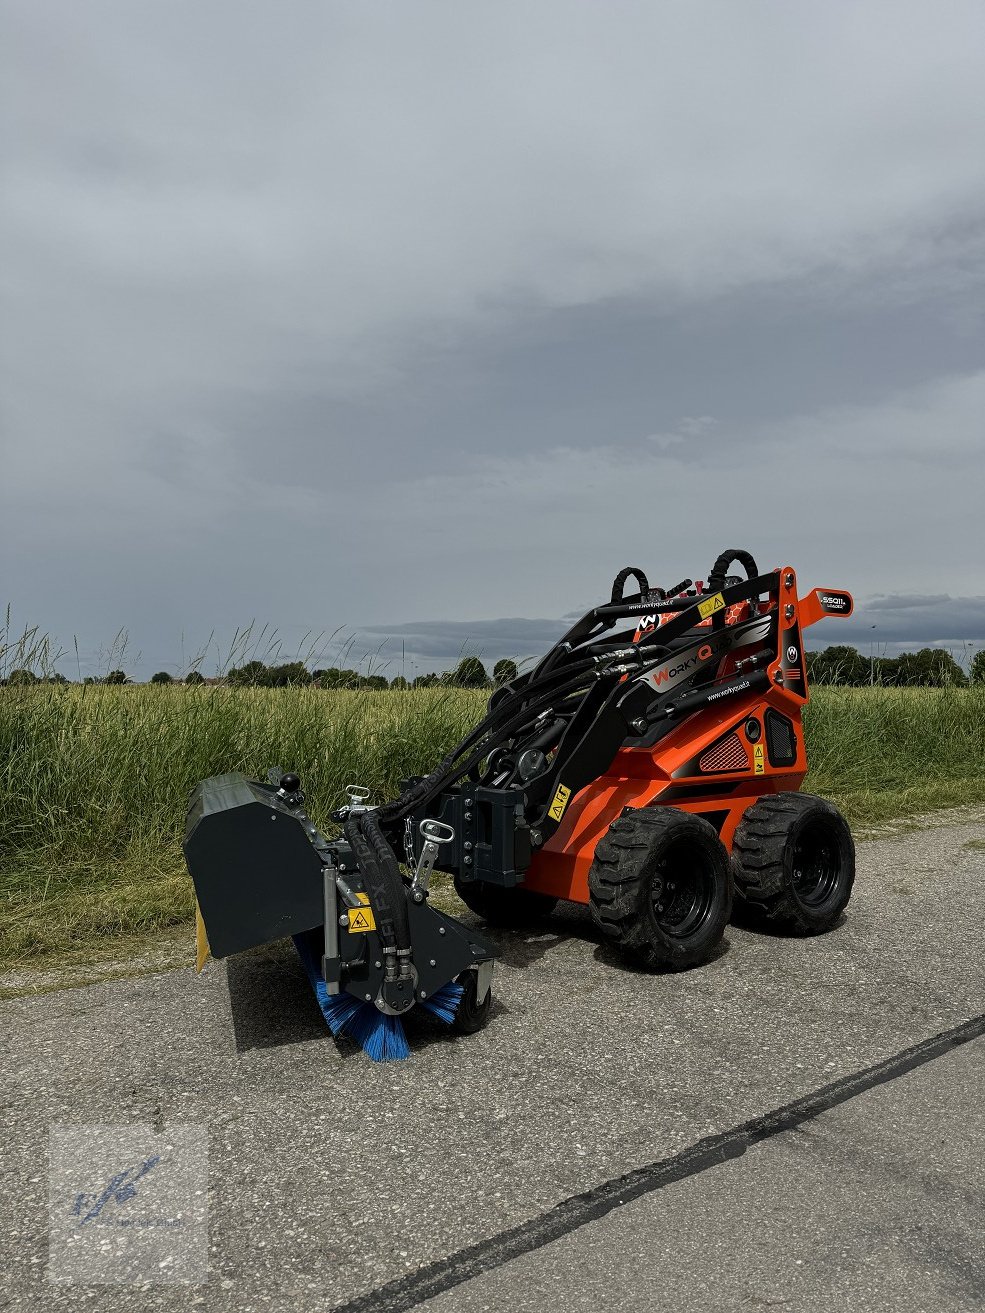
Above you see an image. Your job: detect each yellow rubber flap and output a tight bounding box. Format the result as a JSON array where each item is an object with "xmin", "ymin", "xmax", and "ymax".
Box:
[{"xmin": 195, "ymin": 901, "xmax": 211, "ymax": 972}]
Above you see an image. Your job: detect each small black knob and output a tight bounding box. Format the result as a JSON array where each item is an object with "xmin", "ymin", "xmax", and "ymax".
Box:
[{"xmin": 279, "ymin": 773, "xmax": 301, "ymax": 794}]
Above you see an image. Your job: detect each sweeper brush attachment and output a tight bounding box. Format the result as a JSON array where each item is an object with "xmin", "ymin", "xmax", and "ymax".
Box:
[
  {"xmin": 184, "ymin": 773, "xmax": 495, "ymax": 1060},
  {"xmin": 184, "ymin": 548, "xmax": 856, "ymax": 1061}
]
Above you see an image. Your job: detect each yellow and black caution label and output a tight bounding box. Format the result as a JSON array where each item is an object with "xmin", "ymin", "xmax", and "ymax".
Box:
[
  {"xmin": 548, "ymin": 783, "xmax": 572, "ymax": 822},
  {"xmin": 347, "ymin": 891, "xmax": 376, "ymax": 933},
  {"xmin": 753, "ymin": 742, "xmax": 766, "ymax": 776},
  {"xmin": 698, "ymin": 592, "xmax": 725, "ymax": 620}
]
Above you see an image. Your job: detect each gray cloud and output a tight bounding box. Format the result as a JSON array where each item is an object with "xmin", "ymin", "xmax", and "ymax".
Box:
[
  {"xmin": 1, "ymin": 2, "xmax": 983, "ymax": 678},
  {"xmin": 351, "ymin": 592, "xmax": 985, "ymax": 678},
  {"xmin": 813, "ymin": 594, "xmax": 985, "ymax": 650}
]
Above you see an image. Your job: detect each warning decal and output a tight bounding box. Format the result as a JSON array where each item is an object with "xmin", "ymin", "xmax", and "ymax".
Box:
[
  {"xmin": 697, "ymin": 593, "xmax": 725, "ymax": 620},
  {"xmin": 753, "ymin": 743, "xmax": 766, "ymax": 776},
  {"xmin": 348, "ymin": 893, "xmax": 376, "ymax": 933},
  {"xmin": 548, "ymin": 783, "xmax": 572, "ymax": 822}
]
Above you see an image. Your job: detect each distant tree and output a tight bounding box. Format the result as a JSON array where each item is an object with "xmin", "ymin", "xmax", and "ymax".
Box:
[
  {"xmin": 150, "ymin": 671, "xmax": 173, "ymax": 684},
  {"xmin": 83, "ymin": 676, "xmax": 100, "ymax": 685},
  {"xmin": 358, "ymin": 674, "xmax": 389, "ymax": 690},
  {"xmin": 892, "ymin": 648, "xmax": 966, "ymax": 688},
  {"xmin": 104, "ymin": 670, "xmax": 128, "ymax": 685},
  {"xmin": 267, "ymin": 662, "xmax": 312, "ymax": 687},
  {"xmin": 312, "ymin": 666, "xmax": 360, "ymax": 689},
  {"xmin": 227, "ymin": 660, "xmax": 270, "ymax": 687},
  {"xmin": 805, "ymin": 646, "xmax": 868, "ymax": 686},
  {"xmin": 869, "ymin": 656, "xmax": 898, "ymax": 686},
  {"xmin": 412, "ymin": 673, "xmax": 441, "ymax": 688},
  {"xmin": 971, "ymin": 651, "xmax": 985, "ymax": 685},
  {"xmin": 451, "ymin": 657, "xmax": 489, "ymax": 688},
  {"xmin": 493, "ymin": 658, "xmax": 518, "ymax": 687},
  {"xmin": 46, "ymin": 672, "xmax": 70, "ymax": 684},
  {"xmin": 6, "ymin": 668, "xmax": 39, "ymax": 686},
  {"xmin": 184, "ymin": 670, "xmax": 205, "ymax": 685},
  {"xmin": 390, "ymin": 675, "xmax": 409, "ymax": 690}
]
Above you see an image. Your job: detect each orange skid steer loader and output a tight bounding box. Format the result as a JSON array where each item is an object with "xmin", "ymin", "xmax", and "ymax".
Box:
[{"xmin": 185, "ymin": 549, "xmax": 856, "ymax": 1059}]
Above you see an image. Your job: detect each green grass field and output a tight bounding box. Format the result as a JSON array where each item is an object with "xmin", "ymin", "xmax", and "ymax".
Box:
[{"xmin": 1, "ymin": 684, "xmax": 984, "ymax": 975}]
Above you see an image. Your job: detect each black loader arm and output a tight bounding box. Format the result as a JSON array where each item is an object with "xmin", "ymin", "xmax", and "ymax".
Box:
[{"xmin": 396, "ymin": 551, "xmax": 779, "ymax": 882}]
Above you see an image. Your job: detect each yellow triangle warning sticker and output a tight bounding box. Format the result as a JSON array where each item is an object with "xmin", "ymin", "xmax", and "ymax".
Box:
[
  {"xmin": 697, "ymin": 592, "xmax": 725, "ymax": 620},
  {"xmin": 548, "ymin": 783, "xmax": 572, "ymax": 822},
  {"xmin": 348, "ymin": 905, "xmax": 376, "ymax": 933},
  {"xmin": 753, "ymin": 742, "xmax": 765, "ymax": 775}
]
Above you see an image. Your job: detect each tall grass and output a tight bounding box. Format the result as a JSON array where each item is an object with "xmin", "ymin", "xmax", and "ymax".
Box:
[{"xmin": 1, "ymin": 684, "xmax": 983, "ymax": 970}]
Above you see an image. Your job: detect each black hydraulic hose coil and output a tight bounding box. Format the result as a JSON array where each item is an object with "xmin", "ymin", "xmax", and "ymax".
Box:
[
  {"xmin": 707, "ymin": 548, "xmax": 759, "ymax": 592},
  {"xmin": 343, "ymin": 813, "xmax": 410, "ymax": 952},
  {"xmin": 610, "ymin": 566, "xmax": 650, "ymax": 604},
  {"xmin": 381, "ymin": 665, "xmax": 601, "ymax": 825},
  {"xmin": 379, "ymin": 659, "xmax": 598, "ymax": 825}
]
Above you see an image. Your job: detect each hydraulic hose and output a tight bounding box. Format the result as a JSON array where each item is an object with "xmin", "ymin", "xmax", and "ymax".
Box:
[
  {"xmin": 381, "ymin": 665, "xmax": 604, "ymax": 825},
  {"xmin": 343, "ymin": 813, "xmax": 410, "ymax": 953},
  {"xmin": 379, "ymin": 657, "xmax": 600, "ymax": 824},
  {"xmin": 707, "ymin": 548, "xmax": 759, "ymax": 592},
  {"xmin": 610, "ymin": 566, "xmax": 651, "ymax": 604}
]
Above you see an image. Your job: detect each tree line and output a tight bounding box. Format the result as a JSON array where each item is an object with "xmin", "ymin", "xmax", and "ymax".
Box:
[
  {"xmin": 2, "ymin": 656, "xmax": 520, "ymax": 689},
  {"xmin": 807, "ymin": 645, "xmax": 982, "ymax": 687},
  {"xmin": 5, "ymin": 647, "xmax": 983, "ymax": 688}
]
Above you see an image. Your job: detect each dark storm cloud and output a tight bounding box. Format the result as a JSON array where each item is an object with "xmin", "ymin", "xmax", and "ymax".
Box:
[
  {"xmin": 357, "ymin": 617, "xmax": 571, "ymax": 671},
  {"xmin": 1, "ymin": 2, "xmax": 983, "ymax": 678},
  {"xmin": 357, "ymin": 593, "xmax": 985, "ymax": 675},
  {"xmin": 814, "ymin": 594, "xmax": 985, "ymax": 649}
]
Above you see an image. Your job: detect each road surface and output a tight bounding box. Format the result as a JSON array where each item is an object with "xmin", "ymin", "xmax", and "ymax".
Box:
[{"xmin": 2, "ymin": 810, "xmax": 983, "ymax": 1311}]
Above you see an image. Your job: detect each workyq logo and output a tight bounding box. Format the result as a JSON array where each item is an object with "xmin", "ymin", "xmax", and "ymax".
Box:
[{"xmin": 645, "ymin": 644, "xmax": 714, "ymax": 691}]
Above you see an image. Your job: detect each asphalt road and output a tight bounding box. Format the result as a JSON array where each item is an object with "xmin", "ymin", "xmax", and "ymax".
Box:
[{"xmin": 2, "ymin": 810, "xmax": 984, "ymax": 1311}]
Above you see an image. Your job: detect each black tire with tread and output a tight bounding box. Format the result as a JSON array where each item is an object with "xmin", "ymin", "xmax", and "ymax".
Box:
[
  {"xmin": 450, "ymin": 967, "xmax": 493, "ymax": 1035},
  {"xmin": 588, "ymin": 806, "xmax": 732, "ymax": 971},
  {"xmin": 731, "ymin": 792, "xmax": 855, "ymax": 934},
  {"xmin": 453, "ymin": 877, "xmax": 558, "ymax": 927}
]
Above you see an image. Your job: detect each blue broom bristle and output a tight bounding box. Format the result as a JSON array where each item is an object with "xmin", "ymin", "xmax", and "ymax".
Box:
[
  {"xmin": 349, "ymin": 1008, "xmax": 411, "ymax": 1062},
  {"xmin": 314, "ymin": 983, "xmax": 365, "ymax": 1037},
  {"xmin": 292, "ymin": 934, "xmax": 410, "ymax": 1062},
  {"xmin": 419, "ymin": 980, "xmax": 465, "ymax": 1025}
]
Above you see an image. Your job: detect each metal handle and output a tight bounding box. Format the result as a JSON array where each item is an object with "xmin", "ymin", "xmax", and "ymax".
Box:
[
  {"xmin": 411, "ymin": 819, "xmax": 456, "ymax": 898},
  {"xmin": 343, "ymin": 784, "xmax": 373, "ymax": 816},
  {"xmin": 420, "ymin": 819, "xmax": 454, "ymax": 844}
]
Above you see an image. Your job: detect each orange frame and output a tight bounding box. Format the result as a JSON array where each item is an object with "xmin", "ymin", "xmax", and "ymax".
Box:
[{"xmin": 523, "ymin": 568, "xmax": 853, "ymax": 904}]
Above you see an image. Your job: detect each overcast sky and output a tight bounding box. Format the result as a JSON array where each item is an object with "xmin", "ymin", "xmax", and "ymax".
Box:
[{"xmin": 2, "ymin": 1, "xmax": 983, "ymax": 679}]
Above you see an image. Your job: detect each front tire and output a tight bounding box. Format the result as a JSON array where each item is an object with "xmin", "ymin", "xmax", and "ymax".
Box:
[
  {"xmin": 588, "ymin": 807, "xmax": 732, "ymax": 971},
  {"xmin": 731, "ymin": 792, "xmax": 855, "ymax": 934}
]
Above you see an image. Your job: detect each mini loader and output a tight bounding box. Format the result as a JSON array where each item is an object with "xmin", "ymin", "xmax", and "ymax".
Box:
[{"xmin": 184, "ymin": 549, "xmax": 856, "ymax": 1059}]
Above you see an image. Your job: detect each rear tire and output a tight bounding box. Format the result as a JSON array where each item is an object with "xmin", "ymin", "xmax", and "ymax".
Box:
[
  {"xmin": 453, "ymin": 877, "xmax": 557, "ymax": 927},
  {"xmin": 731, "ymin": 792, "xmax": 854, "ymax": 934},
  {"xmin": 588, "ymin": 807, "xmax": 732, "ymax": 971}
]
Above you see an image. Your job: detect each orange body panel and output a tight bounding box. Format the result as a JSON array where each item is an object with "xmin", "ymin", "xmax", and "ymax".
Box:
[{"xmin": 522, "ymin": 567, "xmax": 852, "ymax": 904}]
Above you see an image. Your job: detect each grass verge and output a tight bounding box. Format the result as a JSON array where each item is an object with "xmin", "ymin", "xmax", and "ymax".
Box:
[{"xmin": 2, "ymin": 684, "xmax": 983, "ymax": 983}]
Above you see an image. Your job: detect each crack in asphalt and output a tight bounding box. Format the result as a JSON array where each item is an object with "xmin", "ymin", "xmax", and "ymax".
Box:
[{"xmin": 333, "ymin": 1013, "xmax": 985, "ymax": 1313}]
